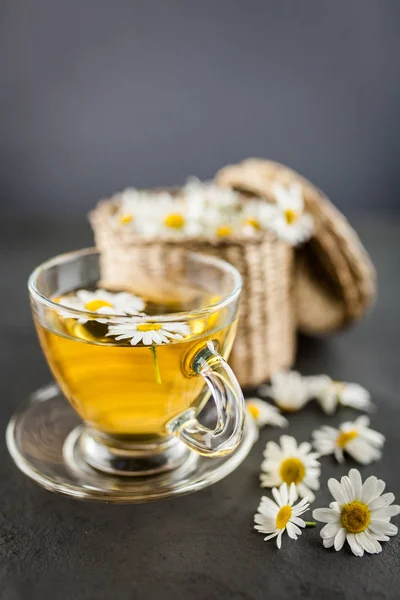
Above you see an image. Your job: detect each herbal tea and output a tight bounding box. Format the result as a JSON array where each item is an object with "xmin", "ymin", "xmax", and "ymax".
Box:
[{"xmin": 35, "ymin": 286, "xmax": 237, "ymax": 438}]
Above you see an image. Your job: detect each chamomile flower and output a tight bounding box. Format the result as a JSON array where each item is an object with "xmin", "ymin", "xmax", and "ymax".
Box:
[
  {"xmin": 254, "ymin": 482, "xmax": 310, "ymax": 548},
  {"xmin": 313, "ymin": 469, "xmax": 400, "ymax": 557},
  {"xmin": 246, "ymin": 398, "xmax": 288, "ymax": 428},
  {"xmin": 258, "ymin": 370, "xmax": 310, "ymax": 412},
  {"xmin": 312, "ymin": 416, "xmax": 384, "ymax": 464},
  {"xmin": 241, "ymin": 201, "xmax": 277, "ymax": 236},
  {"xmin": 260, "ymin": 435, "xmax": 321, "ymax": 501},
  {"xmin": 106, "ymin": 318, "xmax": 191, "ymax": 345},
  {"xmin": 306, "ymin": 375, "xmax": 373, "ymax": 414},
  {"xmin": 57, "ymin": 289, "xmax": 145, "ymax": 323},
  {"xmin": 269, "ymin": 183, "xmax": 313, "ymax": 245},
  {"xmin": 115, "ymin": 188, "xmax": 149, "ymax": 227}
]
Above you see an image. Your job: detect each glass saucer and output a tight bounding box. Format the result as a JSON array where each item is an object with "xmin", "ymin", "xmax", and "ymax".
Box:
[{"xmin": 6, "ymin": 384, "xmax": 257, "ymax": 503}]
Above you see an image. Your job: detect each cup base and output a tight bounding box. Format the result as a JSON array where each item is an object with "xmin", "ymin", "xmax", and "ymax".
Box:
[
  {"xmin": 6, "ymin": 383, "xmax": 257, "ymax": 503},
  {"xmin": 69, "ymin": 428, "xmax": 191, "ymax": 477}
]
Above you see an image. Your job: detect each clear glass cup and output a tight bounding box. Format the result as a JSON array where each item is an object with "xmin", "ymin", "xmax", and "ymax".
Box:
[{"xmin": 6, "ymin": 248, "xmax": 256, "ymax": 502}]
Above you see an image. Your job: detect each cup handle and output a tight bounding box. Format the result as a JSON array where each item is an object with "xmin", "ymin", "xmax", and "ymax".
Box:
[{"xmin": 168, "ymin": 341, "xmax": 245, "ymax": 457}]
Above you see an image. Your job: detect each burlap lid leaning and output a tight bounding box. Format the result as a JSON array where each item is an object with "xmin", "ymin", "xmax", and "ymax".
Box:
[{"xmin": 215, "ymin": 158, "xmax": 377, "ymax": 334}]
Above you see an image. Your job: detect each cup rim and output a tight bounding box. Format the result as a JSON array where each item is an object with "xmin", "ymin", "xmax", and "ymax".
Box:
[{"xmin": 28, "ymin": 247, "xmax": 243, "ymax": 322}]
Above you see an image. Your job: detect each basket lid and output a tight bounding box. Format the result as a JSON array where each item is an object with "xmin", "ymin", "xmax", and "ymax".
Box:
[{"xmin": 215, "ymin": 158, "xmax": 376, "ymax": 334}]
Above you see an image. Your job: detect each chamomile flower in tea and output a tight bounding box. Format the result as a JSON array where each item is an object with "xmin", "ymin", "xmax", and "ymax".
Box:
[
  {"xmin": 106, "ymin": 319, "xmax": 191, "ymax": 345},
  {"xmin": 56, "ymin": 289, "xmax": 145, "ymax": 323},
  {"xmin": 38, "ymin": 280, "xmax": 238, "ymax": 436}
]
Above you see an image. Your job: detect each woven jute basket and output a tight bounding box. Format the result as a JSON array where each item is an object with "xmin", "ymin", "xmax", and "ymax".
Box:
[
  {"xmin": 216, "ymin": 158, "xmax": 377, "ymax": 334},
  {"xmin": 90, "ymin": 194, "xmax": 296, "ymax": 388}
]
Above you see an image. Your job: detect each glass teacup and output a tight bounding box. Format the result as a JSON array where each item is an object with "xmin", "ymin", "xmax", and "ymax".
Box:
[{"xmin": 7, "ymin": 248, "xmax": 255, "ymax": 502}]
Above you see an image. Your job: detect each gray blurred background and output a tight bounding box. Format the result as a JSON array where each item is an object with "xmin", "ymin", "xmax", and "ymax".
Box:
[{"xmin": 1, "ymin": 0, "xmax": 399, "ymax": 217}]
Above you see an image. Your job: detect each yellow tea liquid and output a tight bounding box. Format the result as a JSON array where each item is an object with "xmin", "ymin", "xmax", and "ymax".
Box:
[{"xmin": 35, "ymin": 290, "xmax": 237, "ymax": 438}]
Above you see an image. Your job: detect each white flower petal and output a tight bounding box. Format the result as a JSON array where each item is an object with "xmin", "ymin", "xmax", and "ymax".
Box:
[
  {"xmin": 291, "ymin": 516, "xmax": 306, "ymax": 528},
  {"xmin": 368, "ymin": 492, "xmax": 395, "ymax": 510},
  {"xmin": 280, "ymin": 435, "xmax": 298, "ymax": 455},
  {"xmin": 340, "ymin": 476, "xmax": 355, "ymax": 503},
  {"xmin": 354, "ymin": 415, "xmax": 370, "ymax": 428},
  {"xmin": 363, "ymin": 530, "xmax": 382, "ymax": 554},
  {"xmin": 276, "ymin": 530, "xmax": 284, "ymax": 549},
  {"xmin": 260, "ymin": 473, "xmax": 281, "ymax": 488},
  {"xmin": 280, "ymin": 483, "xmax": 289, "ymax": 506},
  {"xmin": 313, "ymin": 508, "xmax": 341, "ymax": 524},
  {"xmin": 348, "ymin": 469, "xmax": 363, "ymax": 499},
  {"xmin": 355, "ymin": 531, "xmax": 380, "ymax": 555},
  {"xmin": 272, "ymin": 487, "xmax": 284, "ymax": 507},
  {"xmin": 263, "ymin": 441, "xmax": 283, "ymax": 460},
  {"xmin": 288, "ymin": 483, "xmax": 298, "ymax": 505},
  {"xmin": 369, "ymin": 521, "xmax": 398, "ymax": 537},
  {"xmin": 258, "ymin": 496, "xmax": 279, "ymax": 513},
  {"xmin": 298, "ymin": 442, "xmax": 312, "ymax": 455},
  {"xmin": 320, "ymin": 522, "xmax": 341, "ymax": 539},
  {"xmin": 328, "ymin": 478, "xmax": 346, "ymax": 504},
  {"xmin": 286, "ymin": 522, "xmax": 302, "ymax": 540},
  {"xmin": 370, "ymin": 505, "xmax": 400, "ymax": 519},
  {"xmin": 334, "ymin": 528, "xmax": 346, "ymax": 551},
  {"xmin": 361, "ymin": 476, "xmax": 380, "ymax": 503},
  {"xmin": 346, "ymin": 533, "xmax": 365, "ymax": 557},
  {"xmin": 263, "ymin": 531, "xmax": 279, "ymax": 542}
]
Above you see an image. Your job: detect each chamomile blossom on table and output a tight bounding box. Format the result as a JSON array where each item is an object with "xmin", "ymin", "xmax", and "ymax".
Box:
[
  {"xmin": 254, "ymin": 482, "xmax": 310, "ymax": 548},
  {"xmin": 306, "ymin": 375, "xmax": 373, "ymax": 414},
  {"xmin": 246, "ymin": 398, "xmax": 288, "ymax": 428},
  {"xmin": 258, "ymin": 370, "xmax": 310, "ymax": 412},
  {"xmin": 56, "ymin": 289, "xmax": 145, "ymax": 323},
  {"xmin": 312, "ymin": 416, "xmax": 384, "ymax": 464},
  {"xmin": 313, "ymin": 469, "xmax": 400, "ymax": 557},
  {"xmin": 260, "ymin": 435, "xmax": 321, "ymax": 501}
]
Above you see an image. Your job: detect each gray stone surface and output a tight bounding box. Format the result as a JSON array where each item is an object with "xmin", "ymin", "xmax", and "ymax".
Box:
[{"xmin": 0, "ymin": 214, "xmax": 399, "ymax": 599}]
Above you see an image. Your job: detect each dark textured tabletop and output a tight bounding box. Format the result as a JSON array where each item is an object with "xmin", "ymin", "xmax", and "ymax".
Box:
[{"xmin": 0, "ymin": 214, "xmax": 399, "ymax": 600}]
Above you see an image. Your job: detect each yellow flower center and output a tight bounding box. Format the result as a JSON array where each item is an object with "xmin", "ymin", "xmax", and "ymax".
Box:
[
  {"xmin": 85, "ymin": 299, "xmax": 113, "ymax": 312},
  {"xmin": 336, "ymin": 430, "xmax": 359, "ymax": 448},
  {"xmin": 247, "ymin": 404, "xmax": 260, "ymax": 419},
  {"xmin": 164, "ymin": 213, "xmax": 185, "ymax": 229},
  {"xmin": 244, "ymin": 217, "xmax": 261, "ymax": 230},
  {"xmin": 217, "ymin": 225, "xmax": 233, "ymax": 237},
  {"xmin": 276, "ymin": 505, "xmax": 292, "ymax": 529},
  {"xmin": 120, "ymin": 214, "xmax": 134, "ymax": 225},
  {"xmin": 279, "ymin": 457, "xmax": 306, "ymax": 485},
  {"xmin": 136, "ymin": 323, "xmax": 162, "ymax": 332},
  {"xmin": 284, "ymin": 209, "xmax": 298, "ymax": 225},
  {"xmin": 341, "ymin": 501, "xmax": 371, "ymax": 533},
  {"xmin": 334, "ymin": 381, "xmax": 345, "ymax": 394}
]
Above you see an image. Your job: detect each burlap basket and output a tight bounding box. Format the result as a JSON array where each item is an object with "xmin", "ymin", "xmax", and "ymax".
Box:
[
  {"xmin": 90, "ymin": 195, "xmax": 296, "ymax": 388},
  {"xmin": 215, "ymin": 158, "xmax": 377, "ymax": 334}
]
